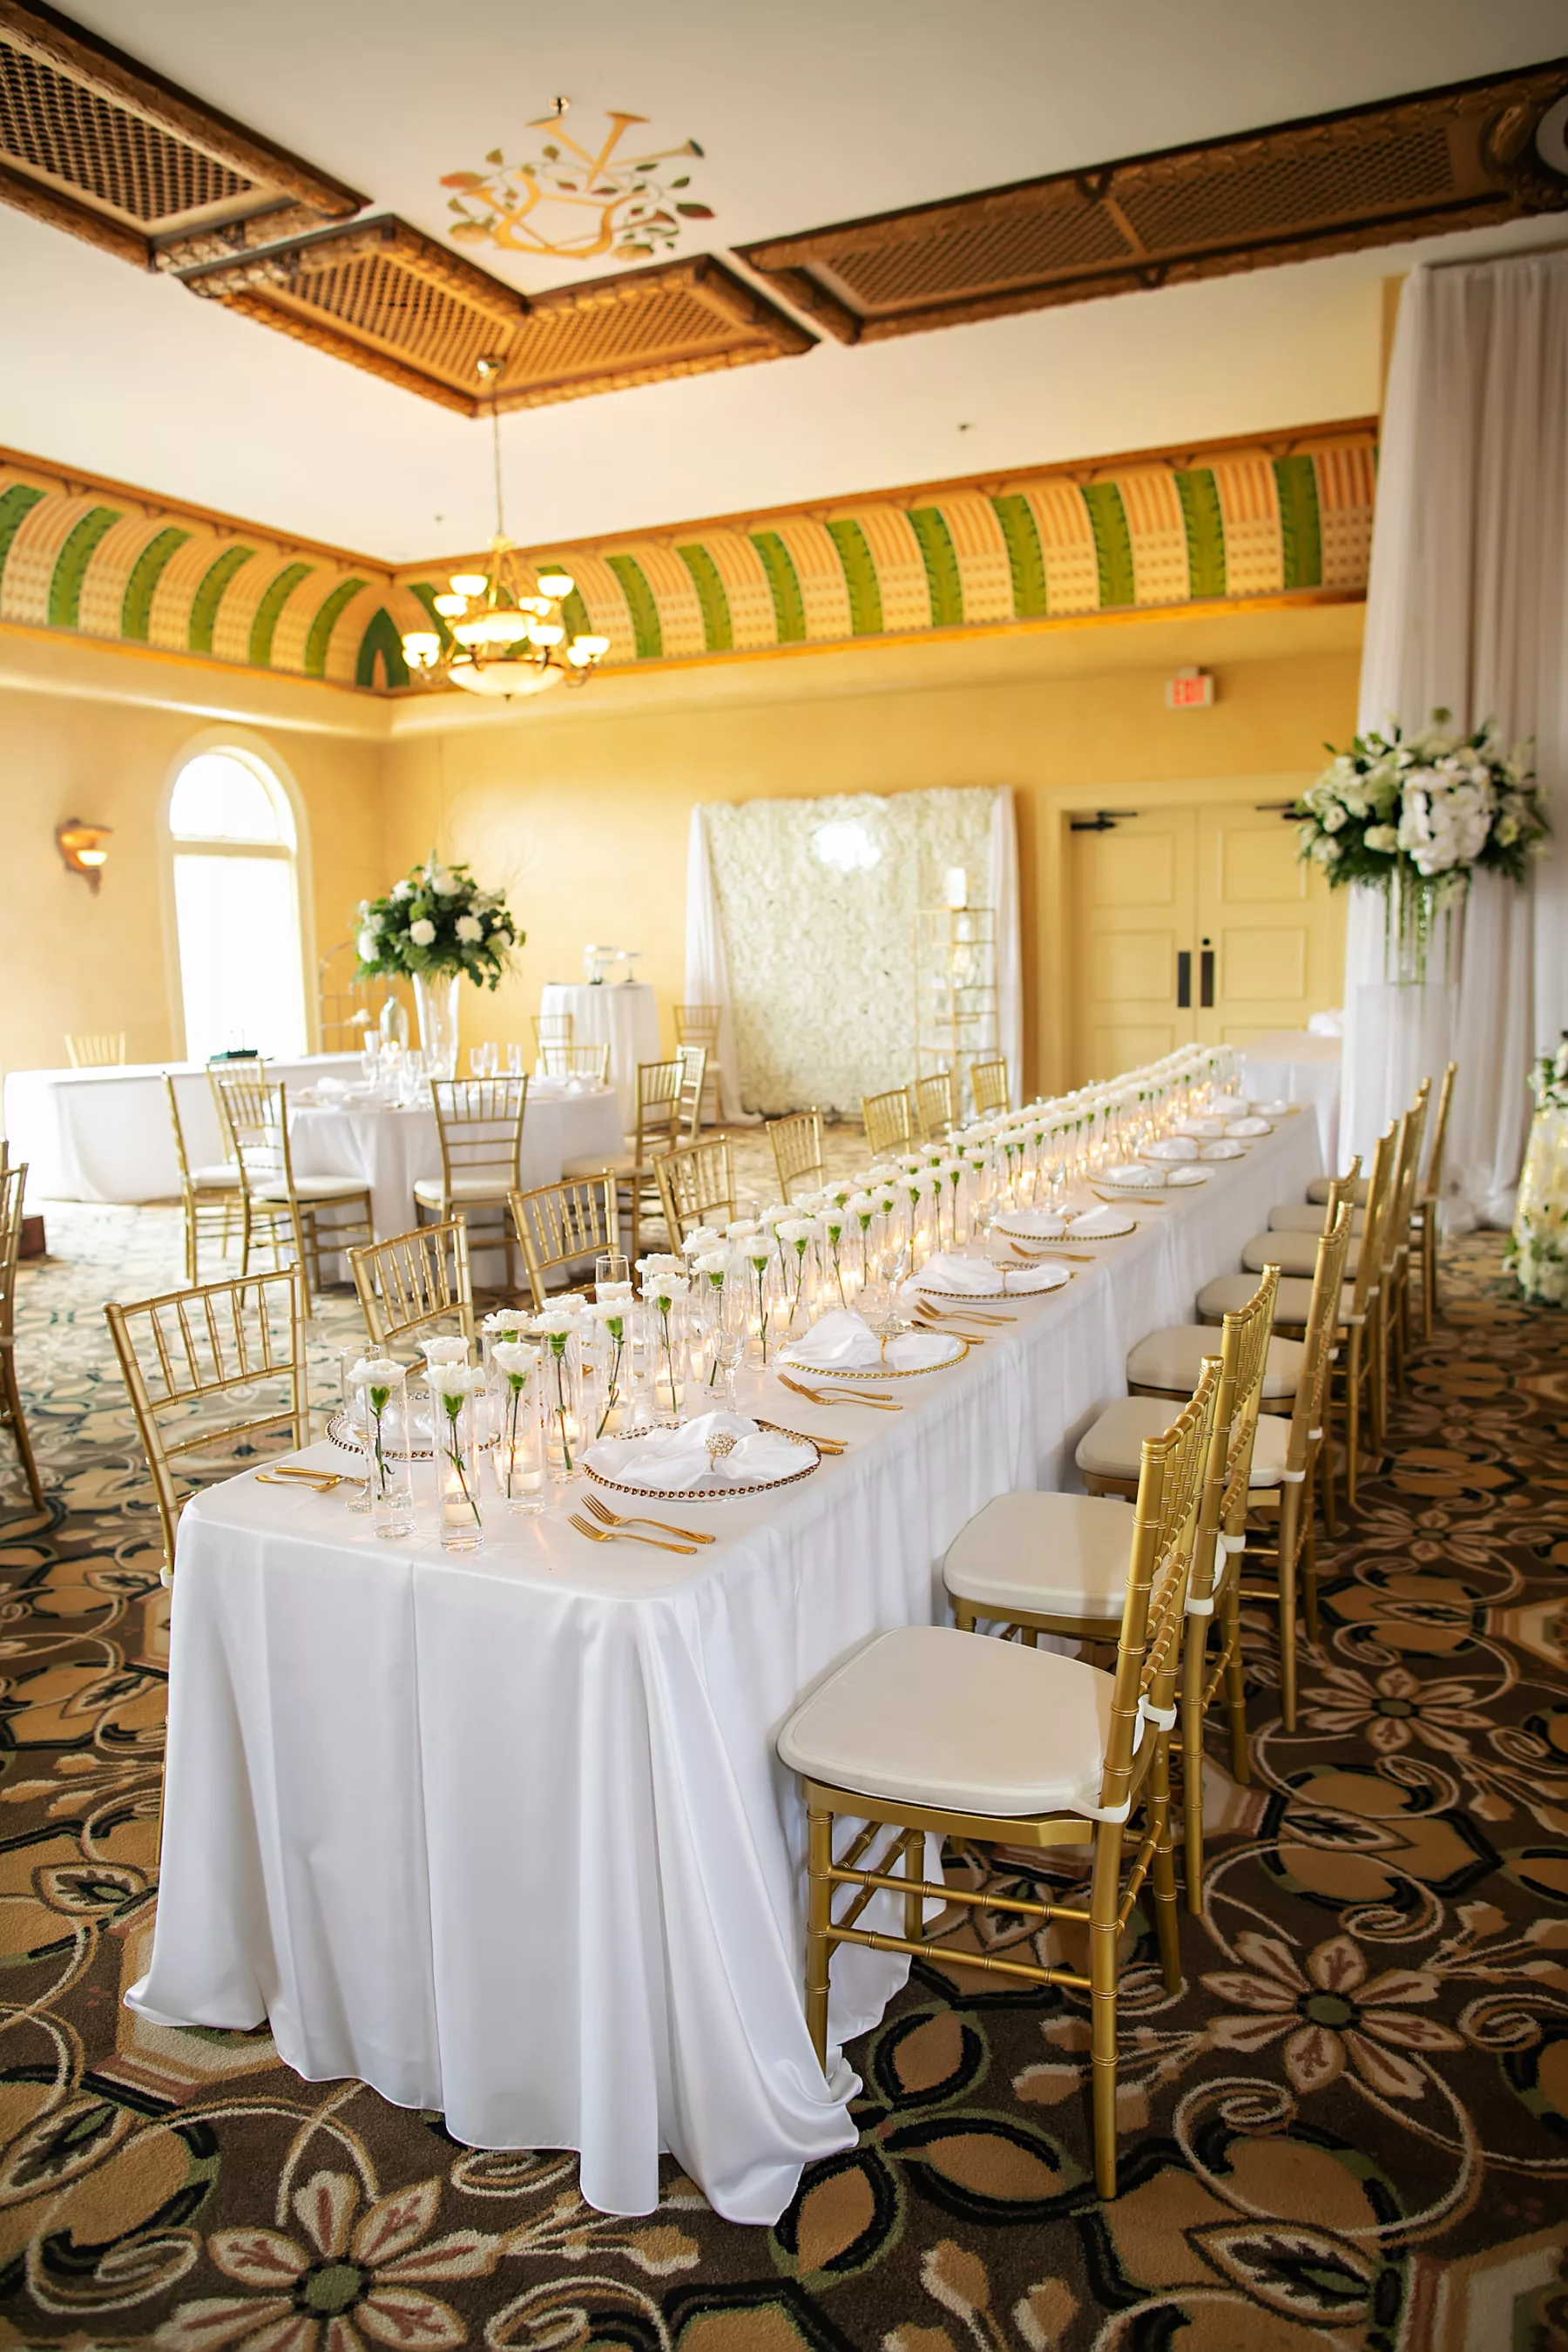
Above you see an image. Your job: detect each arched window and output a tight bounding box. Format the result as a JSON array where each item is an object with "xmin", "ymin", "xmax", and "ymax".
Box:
[{"xmin": 168, "ymin": 749, "xmax": 309, "ymax": 1062}]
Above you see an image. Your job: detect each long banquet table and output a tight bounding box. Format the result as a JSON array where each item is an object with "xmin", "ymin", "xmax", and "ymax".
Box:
[{"xmin": 128, "ymin": 1111, "xmax": 1321, "ymax": 2224}]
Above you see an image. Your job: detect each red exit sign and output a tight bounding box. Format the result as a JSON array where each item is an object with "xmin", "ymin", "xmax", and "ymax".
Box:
[{"xmin": 1166, "ymin": 667, "xmax": 1215, "ymax": 710}]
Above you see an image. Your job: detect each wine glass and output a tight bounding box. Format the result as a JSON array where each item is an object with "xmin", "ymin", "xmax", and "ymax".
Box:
[{"xmin": 506, "ymin": 1043, "xmax": 524, "ymax": 1078}]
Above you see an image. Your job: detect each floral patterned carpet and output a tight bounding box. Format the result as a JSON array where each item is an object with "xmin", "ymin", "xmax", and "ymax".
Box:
[{"xmin": 2, "ymin": 1207, "xmax": 1566, "ymax": 2351}]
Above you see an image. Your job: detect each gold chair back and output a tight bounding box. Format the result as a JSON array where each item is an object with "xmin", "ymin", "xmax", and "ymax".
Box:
[
  {"xmin": 531, "ymin": 1012, "xmax": 574, "ymax": 1054},
  {"xmin": 1098, "ymin": 1354, "xmax": 1222, "ymax": 1822},
  {"xmin": 0, "ymin": 1159, "xmax": 44, "ymax": 1509},
  {"xmin": 537, "ymin": 1042, "xmax": 611, "ymax": 1083},
  {"xmin": 768, "ymin": 1109, "xmax": 824, "ymax": 1202},
  {"xmin": 970, "ymin": 1057, "xmax": 1010, "ymax": 1116},
  {"xmin": 1422, "ymin": 1059, "xmax": 1457, "ymax": 1206},
  {"xmin": 219, "ymin": 1072, "xmax": 294, "ymax": 1200},
  {"xmin": 915, "ymin": 1070, "xmax": 955, "ymax": 1142},
  {"xmin": 656, "ymin": 1138, "xmax": 736, "ymax": 1245},
  {"xmin": 632, "ymin": 1057, "xmax": 685, "ymax": 1159},
  {"xmin": 1347, "ymin": 1125, "xmax": 1397, "ymax": 1322},
  {"xmin": 673, "ymin": 1004, "xmax": 722, "ymax": 1051},
  {"xmin": 64, "ymin": 1031, "xmax": 126, "ymax": 1067},
  {"xmin": 104, "ymin": 1265, "xmax": 309, "ymax": 1581},
  {"xmin": 1287, "ymin": 1205, "xmax": 1354, "ymax": 1480},
  {"xmin": 349, "ymin": 1220, "xmax": 475, "ymax": 1349},
  {"xmin": 164, "ymin": 1073, "xmax": 239, "ymax": 1287},
  {"xmin": 509, "ymin": 1177, "xmax": 620, "ymax": 1310},
  {"xmin": 675, "ymin": 1046, "xmax": 707, "ymax": 1140},
  {"xmin": 1387, "ymin": 1086, "xmax": 1429, "ymax": 1272},
  {"xmin": 429, "ymin": 1077, "xmax": 529, "ymax": 1197},
  {"xmin": 861, "ymin": 1086, "xmax": 913, "ymax": 1158}
]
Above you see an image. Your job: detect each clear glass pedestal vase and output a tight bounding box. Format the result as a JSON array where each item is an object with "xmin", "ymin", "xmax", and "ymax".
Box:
[{"xmin": 413, "ymin": 970, "xmax": 463, "ymax": 1080}]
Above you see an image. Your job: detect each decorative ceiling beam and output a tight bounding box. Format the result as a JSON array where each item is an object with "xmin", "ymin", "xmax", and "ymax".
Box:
[{"xmin": 739, "ymin": 57, "xmax": 1568, "ymax": 342}]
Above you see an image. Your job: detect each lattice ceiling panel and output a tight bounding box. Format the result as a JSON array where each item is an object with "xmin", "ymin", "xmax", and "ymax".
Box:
[
  {"xmin": 740, "ymin": 57, "xmax": 1568, "ymax": 341},
  {"xmin": 494, "ymin": 259, "xmax": 815, "ymax": 411}
]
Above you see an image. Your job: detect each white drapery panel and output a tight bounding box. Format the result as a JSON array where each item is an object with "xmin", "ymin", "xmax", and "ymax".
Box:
[
  {"xmin": 988, "ymin": 787, "xmax": 1024, "ymax": 1109},
  {"xmin": 1342, "ymin": 250, "xmax": 1568, "ymax": 1226},
  {"xmin": 683, "ymin": 808, "xmax": 754, "ymax": 1124}
]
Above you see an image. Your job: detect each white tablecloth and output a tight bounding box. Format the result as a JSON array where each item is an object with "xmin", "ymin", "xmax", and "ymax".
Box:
[
  {"xmin": 3, "ymin": 1056, "xmax": 362, "ymax": 1203},
  {"xmin": 127, "ymin": 1112, "xmax": 1321, "ymax": 2223},
  {"xmin": 1241, "ymin": 1031, "xmax": 1343, "ymax": 1168},
  {"xmin": 288, "ymin": 1083, "xmax": 625, "ymax": 1242},
  {"xmin": 539, "ymin": 982, "xmax": 659, "ymax": 1127}
]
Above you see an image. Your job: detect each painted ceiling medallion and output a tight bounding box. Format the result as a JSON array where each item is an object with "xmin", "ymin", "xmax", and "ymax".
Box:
[{"xmin": 440, "ymin": 100, "xmax": 710, "ymax": 264}]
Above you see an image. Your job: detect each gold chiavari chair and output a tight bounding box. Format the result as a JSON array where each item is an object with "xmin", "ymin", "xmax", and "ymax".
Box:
[
  {"xmin": 1382, "ymin": 1083, "xmax": 1430, "ymax": 1396},
  {"xmin": 64, "ymin": 1031, "xmax": 126, "ymax": 1067},
  {"xmin": 164, "ymin": 1073, "xmax": 242, "ymax": 1286},
  {"xmin": 531, "ymin": 1012, "xmax": 574, "ymax": 1062},
  {"xmin": 1411, "ymin": 1059, "xmax": 1456, "ymax": 1339},
  {"xmin": 218, "ymin": 1074, "xmax": 374, "ymax": 1302},
  {"xmin": 915, "ymin": 1070, "xmax": 955, "ymax": 1142},
  {"xmin": 1, "ymin": 1160, "xmax": 44, "ymax": 1511},
  {"xmin": 656, "ymin": 1137, "xmax": 735, "ymax": 1246},
  {"xmin": 861, "ymin": 1085, "xmax": 913, "ymax": 1159},
  {"xmin": 104, "ymin": 1264, "xmax": 310, "ymax": 1585},
  {"xmin": 1236, "ymin": 1207, "xmax": 1353, "ymax": 1731},
  {"xmin": 509, "ymin": 1177, "xmax": 620, "ymax": 1312},
  {"xmin": 782, "ymin": 1355, "xmax": 1221, "ymax": 2199},
  {"xmin": 675, "ymin": 1046, "xmax": 707, "ymax": 1144},
  {"xmin": 537, "ymin": 1042, "xmax": 612, "ymax": 1084},
  {"xmin": 563, "ymin": 1057, "xmax": 684, "ymax": 1258},
  {"xmin": 349, "ymin": 1220, "xmax": 475, "ymax": 1350},
  {"xmin": 416, "ymin": 1077, "xmax": 529, "ymax": 1289},
  {"xmin": 674, "ymin": 1004, "xmax": 726, "ymax": 1125},
  {"xmin": 768, "ymin": 1109, "xmax": 825, "ymax": 1203},
  {"xmin": 970, "ymin": 1057, "xmax": 1010, "ymax": 1117}
]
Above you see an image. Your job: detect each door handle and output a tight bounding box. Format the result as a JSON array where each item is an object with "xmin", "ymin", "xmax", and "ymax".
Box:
[
  {"xmin": 1200, "ymin": 948, "xmax": 1214, "ymax": 1009},
  {"xmin": 1176, "ymin": 950, "xmax": 1191, "ymax": 1010}
]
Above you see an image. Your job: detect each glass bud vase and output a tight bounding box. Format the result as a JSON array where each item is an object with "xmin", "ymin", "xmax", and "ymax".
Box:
[
  {"xmin": 585, "ymin": 1306, "xmax": 635, "ymax": 1440},
  {"xmin": 430, "ymin": 1386, "xmax": 484, "ymax": 1551},
  {"xmin": 354, "ymin": 1365, "xmax": 414, "ymax": 1539},
  {"xmin": 647, "ymin": 1294, "xmax": 688, "ymax": 1426},
  {"xmin": 412, "ymin": 970, "xmax": 463, "ymax": 1081},
  {"xmin": 541, "ymin": 1331, "xmax": 584, "ymax": 1483},
  {"xmin": 490, "ymin": 1347, "xmax": 544, "ymax": 1515}
]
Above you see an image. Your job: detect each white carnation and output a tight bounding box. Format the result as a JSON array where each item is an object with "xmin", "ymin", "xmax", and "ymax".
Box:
[
  {"xmin": 456, "ymin": 915, "xmax": 483, "ymax": 943},
  {"xmin": 409, "ymin": 917, "xmax": 436, "ymax": 946}
]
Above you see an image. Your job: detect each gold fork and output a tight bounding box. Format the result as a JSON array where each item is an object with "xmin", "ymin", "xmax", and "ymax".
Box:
[
  {"xmin": 583, "ymin": 1491, "xmax": 714, "ymax": 1544},
  {"xmin": 1006, "ymin": 1244, "xmax": 1094, "ymax": 1262},
  {"xmin": 778, "ymin": 1373, "xmax": 901, "ymax": 1412},
  {"xmin": 767, "ymin": 1423, "xmax": 848, "ymax": 1455},
  {"xmin": 568, "ymin": 1511, "xmax": 697, "ymax": 1557},
  {"xmin": 918, "ymin": 1297, "xmax": 1015, "ymax": 1326},
  {"xmin": 912, "ymin": 1317, "xmax": 983, "ymax": 1342},
  {"xmin": 255, "ymin": 1469, "xmax": 348, "ymax": 1490}
]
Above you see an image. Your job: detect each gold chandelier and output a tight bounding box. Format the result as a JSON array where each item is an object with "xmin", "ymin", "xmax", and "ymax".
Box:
[{"xmin": 400, "ymin": 358, "xmax": 609, "ymax": 700}]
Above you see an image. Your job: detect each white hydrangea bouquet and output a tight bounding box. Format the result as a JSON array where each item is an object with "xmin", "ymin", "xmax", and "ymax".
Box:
[
  {"xmin": 354, "ymin": 855, "xmax": 521, "ymax": 988},
  {"xmin": 1293, "ymin": 713, "xmax": 1547, "ymax": 979},
  {"xmin": 1507, "ymin": 1037, "xmax": 1568, "ymax": 1307}
]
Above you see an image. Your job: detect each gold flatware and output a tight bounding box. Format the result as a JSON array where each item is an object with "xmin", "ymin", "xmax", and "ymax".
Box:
[
  {"xmin": 568, "ymin": 1511, "xmax": 697, "ymax": 1558},
  {"xmin": 912, "ymin": 1318, "xmax": 983, "ymax": 1342},
  {"xmin": 1092, "ymin": 1187, "xmax": 1168, "ymax": 1207},
  {"xmin": 1006, "ymin": 1245, "xmax": 1093, "ymax": 1263},
  {"xmin": 256, "ymin": 1468, "xmax": 348, "ymax": 1490},
  {"xmin": 770, "ymin": 1423, "xmax": 847, "ymax": 1454},
  {"xmin": 778, "ymin": 1373, "xmax": 902, "ymax": 1412},
  {"xmin": 918, "ymin": 1298, "xmax": 1015, "ymax": 1325},
  {"xmin": 583, "ymin": 1492, "xmax": 714, "ymax": 1544}
]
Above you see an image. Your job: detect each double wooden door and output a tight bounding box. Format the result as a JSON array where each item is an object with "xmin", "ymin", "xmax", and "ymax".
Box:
[{"xmin": 1069, "ymin": 801, "xmax": 1345, "ymax": 1085}]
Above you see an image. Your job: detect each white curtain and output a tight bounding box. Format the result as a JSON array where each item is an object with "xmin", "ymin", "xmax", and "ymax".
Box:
[
  {"xmin": 1342, "ymin": 250, "xmax": 1568, "ymax": 1226},
  {"xmin": 682, "ymin": 808, "xmax": 754, "ymax": 1123},
  {"xmin": 987, "ymin": 787, "xmax": 1024, "ymax": 1108}
]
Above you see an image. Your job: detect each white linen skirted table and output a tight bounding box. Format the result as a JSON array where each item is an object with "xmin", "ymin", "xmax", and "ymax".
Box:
[
  {"xmin": 538, "ymin": 981, "xmax": 660, "ymax": 1126},
  {"xmin": 3, "ymin": 1054, "xmax": 362, "ymax": 1203},
  {"xmin": 128, "ymin": 1112, "xmax": 1321, "ymax": 2223}
]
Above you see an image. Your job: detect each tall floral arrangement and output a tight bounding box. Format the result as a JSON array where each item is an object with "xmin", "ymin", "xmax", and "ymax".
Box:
[
  {"xmin": 354, "ymin": 856, "xmax": 521, "ymax": 989},
  {"xmin": 1292, "ymin": 713, "xmax": 1546, "ymax": 979},
  {"xmin": 1506, "ymin": 1038, "xmax": 1568, "ymax": 1307}
]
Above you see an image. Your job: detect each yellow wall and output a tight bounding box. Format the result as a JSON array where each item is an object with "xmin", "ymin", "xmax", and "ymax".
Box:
[
  {"xmin": 383, "ymin": 600, "xmax": 1363, "ymax": 1098},
  {"xmin": 0, "ymin": 655, "xmax": 385, "ymax": 1073}
]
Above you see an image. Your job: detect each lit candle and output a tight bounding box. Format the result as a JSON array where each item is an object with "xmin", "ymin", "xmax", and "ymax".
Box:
[{"xmin": 944, "ymin": 866, "xmax": 968, "ymax": 910}]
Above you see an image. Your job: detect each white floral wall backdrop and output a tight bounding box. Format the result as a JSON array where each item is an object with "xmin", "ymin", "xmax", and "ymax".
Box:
[{"xmin": 701, "ymin": 787, "xmax": 1000, "ymax": 1115}]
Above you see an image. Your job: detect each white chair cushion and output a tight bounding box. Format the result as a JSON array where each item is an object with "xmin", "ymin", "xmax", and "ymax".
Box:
[
  {"xmin": 1247, "ymin": 1413, "xmax": 1293, "ymax": 1489},
  {"xmin": 1240, "ymin": 1228, "xmax": 1362, "ymax": 1278},
  {"xmin": 1076, "ymin": 1394, "xmax": 1188, "ymax": 1482},
  {"xmin": 1267, "ymin": 1202, "xmax": 1367, "ymax": 1235},
  {"xmin": 258, "ymin": 1176, "xmax": 368, "ymax": 1204},
  {"xmin": 191, "ymin": 1163, "xmax": 242, "ymax": 1188},
  {"xmin": 1127, "ymin": 1326, "xmax": 1305, "ymax": 1401},
  {"xmin": 1196, "ymin": 1272, "xmax": 1361, "ymax": 1326},
  {"xmin": 943, "ymin": 1490, "xmax": 1134, "ymax": 1621},
  {"xmin": 561, "ymin": 1152, "xmax": 639, "ymax": 1180},
  {"xmin": 777, "ymin": 1623, "xmax": 1117, "ymax": 1818},
  {"xmin": 1307, "ymin": 1174, "xmax": 1370, "ymax": 1206},
  {"xmin": 413, "ymin": 1174, "xmax": 514, "ymax": 1203}
]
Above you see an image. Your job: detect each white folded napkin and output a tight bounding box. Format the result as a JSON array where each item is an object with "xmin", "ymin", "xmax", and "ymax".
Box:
[
  {"xmin": 996, "ymin": 1209, "xmax": 1067, "ymax": 1237},
  {"xmin": 1249, "ymin": 1098, "xmax": 1292, "ymax": 1117},
  {"xmin": 1101, "ymin": 1163, "xmax": 1163, "ymax": 1187},
  {"xmin": 916, "ymin": 1251, "xmax": 1009, "ymax": 1294},
  {"xmin": 784, "ymin": 1310, "xmax": 953, "ymax": 1372},
  {"xmin": 1176, "ymin": 1117, "xmax": 1227, "ymax": 1138},
  {"xmin": 529, "ymin": 1075, "xmax": 567, "ymax": 1097},
  {"xmin": 1165, "ymin": 1165, "xmax": 1208, "ymax": 1187},
  {"xmin": 585, "ymin": 1409, "xmax": 802, "ymax": 1490},
  {"xmin": 1143, "ymin": 1136, "xmax": 1198, "ymax": 1161},
  {"xmin": 1225, "ymin": 1117, "xmax": 1273, "ymax": 1138},
  {"xmin": 1068, "ymin": 1206, "xmax": 1135, "ymax": 1236},
  {"xmin": 1198, "ymin": 1139, "xmax": 1245, "ymax": 1161}
]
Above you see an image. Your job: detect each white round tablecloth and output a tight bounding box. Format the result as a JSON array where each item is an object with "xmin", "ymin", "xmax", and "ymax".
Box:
[{"xmin": 539, "ymin": 982, "xmax": 659, "ymax": 1127}]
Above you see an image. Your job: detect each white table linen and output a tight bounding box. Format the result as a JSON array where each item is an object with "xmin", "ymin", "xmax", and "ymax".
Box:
[
  {"xmin": 287, "ymin": 1082, "xmax": 625, "ymax": 1242},
  {"xmin": 3, "ymin": 1055, "xmax": 362, "ymax": 1204},
  {"xmin": 128, "ymin": 1112, "xmax": 1321, "ymax": 2224},
  {"xmin": 1241, "ymin": 1030, "xmax": 1344, "ymax": 1167},
  {"xmin": 539, "ymin": 982, "xmax": 660, "ymax": 1127}
]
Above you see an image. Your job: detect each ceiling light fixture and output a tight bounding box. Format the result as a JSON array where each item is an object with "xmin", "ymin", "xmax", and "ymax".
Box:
[{"xmin": 401, "ymin": 358, "xmax": 609, "ymax": 700}]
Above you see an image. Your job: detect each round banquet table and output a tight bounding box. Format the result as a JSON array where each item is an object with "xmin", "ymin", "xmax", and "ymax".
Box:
[
  {"xmin": 539, "ymin": 981, "xmax": 659, "ymax": 1127},
  {"xmin": 287, "ymin": 1078, "xmax": 625, "ymax": 1246}
]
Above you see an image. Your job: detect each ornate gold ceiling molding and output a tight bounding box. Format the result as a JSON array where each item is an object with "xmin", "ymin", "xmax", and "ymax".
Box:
[{"xmin": 739, "ymin": 57, "xmax": 1568, "ymax": 341}]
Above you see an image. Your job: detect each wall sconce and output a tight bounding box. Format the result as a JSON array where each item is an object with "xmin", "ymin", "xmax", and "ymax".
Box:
[{"xmin": 57, "ymin": 818, "xmax": 112, "ymax": 893}]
